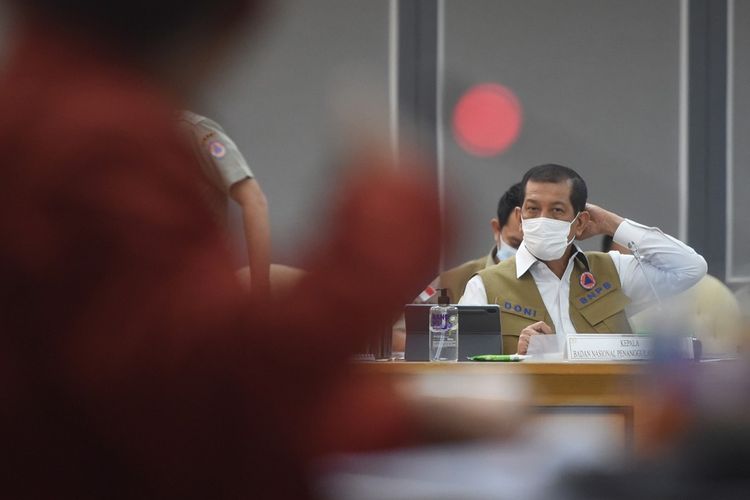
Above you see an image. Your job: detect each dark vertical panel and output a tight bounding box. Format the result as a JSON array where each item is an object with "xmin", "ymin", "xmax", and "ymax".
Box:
[
  {"xmin": 398, "ymin": 0, "xmax": 442, "ymax": 271},
  {"xmin": 398, "ymin": 0, "xmax": 438, "ymax": 161},
  {"xmin": 688, "ymin": 0, "xmax": 727, "ymax": 279},
  {"xmin": 730, "ymin": 0, "xmax": 750, "ymax": 281}
]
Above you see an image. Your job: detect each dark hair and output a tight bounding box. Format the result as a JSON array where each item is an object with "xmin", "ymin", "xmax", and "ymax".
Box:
[
  {"xmin": 601, "ymin": 235, "xmax": 614, "ymax": 252},
  {"xmin": 521, "ymin": 163, "xmax": 587, "ymax": 213},
  {"xmin": 16, "ymin": 0, "xmax": 264, "ymax": 51},
  {"xmin": 496, "ymin": 182, "xmax": 522, "ymax": 226}
]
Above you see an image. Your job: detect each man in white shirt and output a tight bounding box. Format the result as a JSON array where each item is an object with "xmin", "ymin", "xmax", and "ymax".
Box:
[{"xmin": 459, "ymin": 164, "xmax": 707, "ymax": 355}]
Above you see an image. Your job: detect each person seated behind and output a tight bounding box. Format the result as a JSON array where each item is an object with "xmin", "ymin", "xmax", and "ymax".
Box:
[
  {"xmin": 179, "ymin": 111, "xmax": 271, "ymax": 298},
  {"xmin": 418, "ymin": 182, "xmax": 523, "ymax": 305},
  {"xmin": 392, "ymin": 182, "xmax": 523, "ymax": 353},
  {"xmin": 602, "ymin": 235, "xmax": 743, "ymax": 356},
  {"xmin": 460, "ymin": 164, "xmax": 707, "ymax": 355}
]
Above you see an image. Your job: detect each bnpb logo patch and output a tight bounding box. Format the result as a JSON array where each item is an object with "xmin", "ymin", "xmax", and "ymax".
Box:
[
  {"xmin": 579, "ymin": 272, "xmax": 596, "ymax": 290},
  {"xmin": 209, "ymin": 141, "xmax": 227, "ymax": 159}
]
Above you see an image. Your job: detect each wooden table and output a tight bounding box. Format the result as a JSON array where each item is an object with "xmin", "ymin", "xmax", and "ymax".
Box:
[{"xmin": 358, "ymin": 361, "xmax": 657, "ymax": 451}]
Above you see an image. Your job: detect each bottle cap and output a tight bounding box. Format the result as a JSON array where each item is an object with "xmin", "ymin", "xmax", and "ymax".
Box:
[{"xmin": 437, "ymin": 288, "xmax": 450, "ymax": 306}]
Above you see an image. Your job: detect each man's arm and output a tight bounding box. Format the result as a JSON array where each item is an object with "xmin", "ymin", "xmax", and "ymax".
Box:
[
  {"xmin": 583, "ymin": 203, "xmax": 707, "ymax": 313},
  {"xmin": 612, "ymin": 220, "xmax": 707, "ymax": 312},
  {"xmin": 181, "ymin": 114, "xmax": 271, "ymax": 298},
  {"xmin": 229, "ymin": 178, "xmax": 271, "ymax": 299}
]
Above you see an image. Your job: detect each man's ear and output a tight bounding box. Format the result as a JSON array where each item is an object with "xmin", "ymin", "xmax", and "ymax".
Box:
[
  {"xmin": 490, "ymin": 218, "xmax": 501, "ymax": 244},
  {"xmin": 575, "ymin": 210, "xmax": 591, "ymax": 238},
  {"xmin": 514, "ymin": 207, "xmax": 523, "ymax": 234},
  {"xmin": 511, "ymin": 207, "xmax": 523, "ymax": 237},
  {"xmin": 510, "ymin": 207, "xmax": 521, "ymax": 225}
]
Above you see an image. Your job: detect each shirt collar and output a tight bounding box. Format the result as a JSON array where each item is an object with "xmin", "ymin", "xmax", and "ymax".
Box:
[{"xmin": 514, "ymin": 241, "xmax": 589, "ymax": 278}]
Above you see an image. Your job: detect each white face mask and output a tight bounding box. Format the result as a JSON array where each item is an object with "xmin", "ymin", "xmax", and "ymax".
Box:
[
  {"xmin": 521, "ymin": 213, "xmax": 579, "ymax": 261},
  {"xmin": 497, "ymin": 236, "xmax": 518, "ymax": 261}
]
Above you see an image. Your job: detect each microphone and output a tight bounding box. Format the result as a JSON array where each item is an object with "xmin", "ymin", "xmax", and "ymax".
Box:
[
  {"xmin": 627, "ymin": 240, "xmax": 701, "ymax": 360},
  {"xmin": 627, "ymin": 240, "xmax": 663, "ymax": 310}
]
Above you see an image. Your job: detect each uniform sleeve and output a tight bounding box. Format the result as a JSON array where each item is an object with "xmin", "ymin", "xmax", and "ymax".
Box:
[
  {"xmin": 187, "ymin": 117, "xmax": 255, "ymax": 193},
  {"xmin": 458, "ymin": 275, "xmax": 490, "ymax": 305},
  {"xmin": 612, "ymin": 219, "xmax": 707, "ymax": 313}
]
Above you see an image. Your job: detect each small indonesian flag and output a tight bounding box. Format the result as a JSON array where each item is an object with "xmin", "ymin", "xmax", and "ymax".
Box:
[{"xmin": 418, "ymin": 286, "xmax": 437, "ymax": 302}]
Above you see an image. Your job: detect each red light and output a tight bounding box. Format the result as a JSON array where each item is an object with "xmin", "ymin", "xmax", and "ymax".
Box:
[{"xmin": 452, "ymin": 83, "xmax": 522, "ymax": 157}]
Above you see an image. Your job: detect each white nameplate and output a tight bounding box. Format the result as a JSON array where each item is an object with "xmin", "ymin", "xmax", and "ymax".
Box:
[{"xmin": 566, "ymin": 334, "xmax": 653, "ymax": 361}]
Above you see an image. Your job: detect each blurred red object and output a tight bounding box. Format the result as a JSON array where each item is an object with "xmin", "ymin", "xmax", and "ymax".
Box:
[
  {"xmin": 453, "ymin": 83, "xmax": 523, "ymax": 157},
  {"xmin": 0, "ymin": 22, "xmax": 441, "ymax": 500}
]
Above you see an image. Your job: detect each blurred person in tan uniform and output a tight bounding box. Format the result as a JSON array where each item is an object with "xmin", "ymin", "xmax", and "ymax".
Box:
[
  {"xmin": 735, "ymin": 285, "xmax": 750, "ymax": 352},
  {"xmin": 603, "ymin": 235, "xmax": 743, "ymax": 356},
  {"xmin": 179, "ymin": 111, "xmax": 271, "ymax": 297},
  {"xmin": 419, "ymin": 182, "xmax": 523, "ymax": 304},
  {"xmin": 179, "ymin": 112, "xmax": 307, "ymax": 298}
]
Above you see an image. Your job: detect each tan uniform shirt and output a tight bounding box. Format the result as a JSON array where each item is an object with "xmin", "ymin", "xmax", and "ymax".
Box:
[
  {"xmin": 178, "ymin": 111, "xmax": 254, "ymax": 226},
  {"xmin": 630, "ymin": 274, "xmax": 743, "ymax": 356},
  {"xmin": 416, "ymin": 247, "xmax": 499, "ymax": 304}
]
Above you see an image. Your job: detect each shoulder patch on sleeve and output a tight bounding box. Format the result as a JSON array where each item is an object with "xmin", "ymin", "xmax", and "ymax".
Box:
[{"xmin": 208, "ymin": 141, "xmax": 227, "ymax": 159}]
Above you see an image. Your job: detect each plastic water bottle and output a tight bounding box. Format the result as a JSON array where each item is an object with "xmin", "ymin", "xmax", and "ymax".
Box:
[{"xmin": 429, "ymin": 289, "xmax": 459, "ymax": 362}]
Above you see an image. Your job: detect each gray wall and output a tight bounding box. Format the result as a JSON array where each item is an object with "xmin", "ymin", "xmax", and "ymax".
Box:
[
  {"xmin": 1, "ymin": 1, "xmax": 746, "ymax": 283},
  {"xmin": 441, "ymin": 0, "xmax": 683, "ymax": 267},
  {"xmin": 199, "ymin": 0, "xmax": 391, "ymax": 267}
]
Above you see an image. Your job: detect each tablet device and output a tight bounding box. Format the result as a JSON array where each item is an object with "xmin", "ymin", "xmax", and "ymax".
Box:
[{"xmin": 404, "ymin": 304, "xmax": 502, "ymax": 361}]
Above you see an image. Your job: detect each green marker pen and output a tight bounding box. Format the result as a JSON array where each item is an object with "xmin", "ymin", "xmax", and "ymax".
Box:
[{"xmin": 469, "ymin": 354, "xmax": 527, "ymax": 362}]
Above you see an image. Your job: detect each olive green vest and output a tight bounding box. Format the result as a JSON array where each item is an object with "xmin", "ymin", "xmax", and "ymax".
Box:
[
  {"xmin": 440, "ymin": 249, "xmax": 496, "ymax": 303},
  {"xmin": 478, "ymin": 251, "xmax": 632, "ymax": 354}
]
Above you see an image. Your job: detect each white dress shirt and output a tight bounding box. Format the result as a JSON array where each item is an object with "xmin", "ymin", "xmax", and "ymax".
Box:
[{"xmin": 459, "ymin": 219, "xmax": 707, "ymax": 344}]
